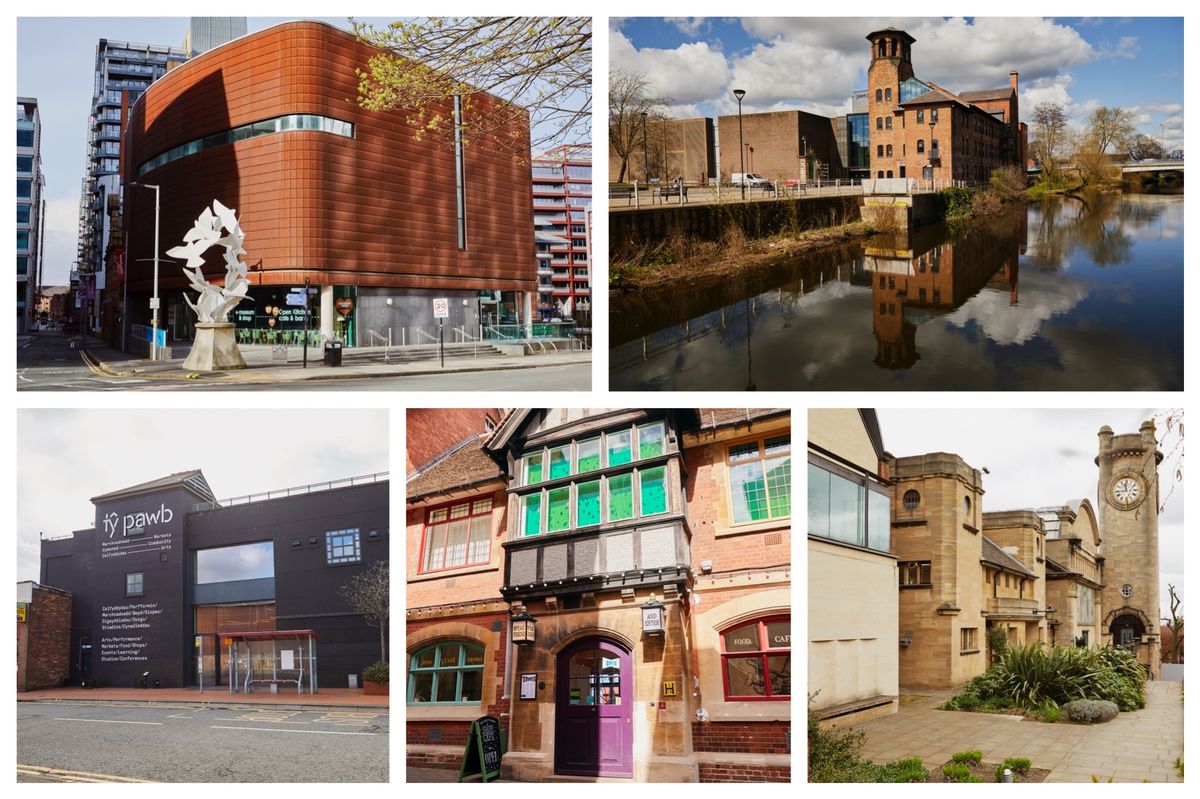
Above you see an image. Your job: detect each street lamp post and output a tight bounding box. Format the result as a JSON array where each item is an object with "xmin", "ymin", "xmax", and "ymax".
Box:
[
  {"xmin": 641, "ymin": 111, "xmax": 649, "ymax": 184},
  {"xmin": 129, "ymin": 181, "xmax": 161, "ymax": 360},
  {"xmin": 733, "ymin": 89, "xmax": 746, "ymax": 200},
  {"xmin": 929, "ymin": 121, "xmax": 936, "ymax": 188},
  {"xmin": 801, "ymin": 135, "xmax": 808, "ymax": 186}
]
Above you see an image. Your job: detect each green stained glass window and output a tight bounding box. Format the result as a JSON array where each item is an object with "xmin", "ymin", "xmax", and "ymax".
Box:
[
  {"xmin": 640, "ymin": 467, "xmax": 667, "ymax": 515},
  {"xmin": 608, "ymin": 430, "xmax": 632, "ymax": 467},
  {"xmin": 609, "ymin": 474, "xmax": 633, "ymax": 521},
  {"xmin": 524, "ymin": 453, "xmax": 543, "ymax": 485},
  {"xmin": 638, "ymin": 422, "xmax": 665, "ymax": 459},
  {"xmin": 729, "ymin": 436, "xmax": 791, "ymax": 524},
  {"xmin": 548, "ymin": 487, "xmax": 570, "ymax": 532},
  {"xmin": 730, "ymin": 460, "xmax": 768, "ymax": 522},
  {"xmin": 765, "ymin": 456, "xmax": 791, "ymax": 518},
  {"xmin": 577, "ymin": 481, "xmax": 600, "ymax": 527},
  {"xmin": 577, "ymin": 438, "xmax": 601, "ymax": 472},
  {"xmin": 549, "ymin": 446, "xmax": 571, "ymax": 479},
  {"xmin": 523, "ymin": 494, "xmax": 542, "ymax": 536}
]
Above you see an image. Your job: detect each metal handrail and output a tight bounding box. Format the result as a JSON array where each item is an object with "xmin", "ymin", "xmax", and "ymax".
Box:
[
  {"xmin": 414, "ymin": 328, "xmax": 439, "ymax": 348},
  {"xmin": 190, "ymin": 471, "xmax": 389, "ymax": 512},
  {"xmin": 367, "ymin": 329, "xmax": 391, "ymax": 363}
]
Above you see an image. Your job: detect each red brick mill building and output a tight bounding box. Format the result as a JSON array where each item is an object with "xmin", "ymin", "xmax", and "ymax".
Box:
[{"xmin": 406, "ymin": 409, "xmax": 791, "ymax": 782}]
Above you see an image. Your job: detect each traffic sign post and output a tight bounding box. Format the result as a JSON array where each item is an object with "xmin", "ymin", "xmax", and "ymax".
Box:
[
  {"xmin": 433, "ymin": 298, "xmax": 449, "ymax": 368},
  {"xmin": 302, "ymin": 278, "xmax": 311, "ymax": 368}
]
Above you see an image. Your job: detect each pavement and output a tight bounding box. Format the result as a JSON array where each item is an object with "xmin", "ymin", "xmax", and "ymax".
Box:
[
  {"xmin": 17, "ymin": 332, "xmax": 591, "ymax": 391},
  {"xmin": 853, "ymin": 681, "xmax": 1183, "ymax": 783},
  {"xmin": 18, "ymin": 685, "xmax": 388, "ymax": 711}
]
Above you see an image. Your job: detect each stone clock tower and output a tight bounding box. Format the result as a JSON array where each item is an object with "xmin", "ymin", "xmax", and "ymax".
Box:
[
  {"xmin": 1096, "ymin": 421, "xmax": 1162, "ymax": 679},
  {"xmin": 866, "ymin": 27, "xmax": 915, "ymax": 179}
]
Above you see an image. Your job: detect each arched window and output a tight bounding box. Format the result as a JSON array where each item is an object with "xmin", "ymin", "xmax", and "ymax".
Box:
[
  {"xmin": 885, "ymin": 117, "xmax": 892, "ymax": 130},
  {"xmin": 885, "ymin": 88, "xmax": 892, "ymax": 102},
  {"xmin": 408, "ymin": 641, "xmax": 485, "ymax": 704},
  {"xmin": 917, "ymin": 139, "xmax": 925, "ymax": 154},
  {"xmin": 877, "ymin": 144, "xmax": 884, "ymax": 157},
  {"xmin": 876, "ymin": 117, "xmax": 883, "ymax": 130},
  {"xmin": 875, "ymin": 88, "xmax": 882, "ymax": 102},
  {"xmin": 886, "ymin": 144, "xmax": 893, "ymax": 157},
  {"xmin": 903, "ymin": 490, "xmax": 920, "ymax": 510},
  {"xmin": 720, "ymin": 616, "xmax": 790, "ymax": 700}
]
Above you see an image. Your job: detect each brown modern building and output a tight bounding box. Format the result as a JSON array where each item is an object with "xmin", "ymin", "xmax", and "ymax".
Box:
[
  {"xmin": 865, "ymin": 27, "xmax": 1026, "ymax": 183},
  {"xmin": 717, "ymin": 109, "xmax": 847, "ymax": 185},
  {"xmin": 123, "ymin": 20, "xmax": 536, "ymax": 350}
]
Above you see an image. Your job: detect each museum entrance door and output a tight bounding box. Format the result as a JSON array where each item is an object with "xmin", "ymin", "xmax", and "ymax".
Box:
[{"xmin": 554, "ymin": 637, "xmax": 633, "ymax": 778}]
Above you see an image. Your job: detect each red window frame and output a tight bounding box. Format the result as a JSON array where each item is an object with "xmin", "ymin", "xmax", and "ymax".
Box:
[
  {"xmin": 719, "ymin": 615, "xmax": 790, "ymax": 701},
  {"xmin": 418, "ymin": 497, "xmax": 494, "ymax": 574}
]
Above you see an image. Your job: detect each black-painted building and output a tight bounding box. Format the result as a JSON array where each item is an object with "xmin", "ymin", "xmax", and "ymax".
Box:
[{"xmin": 40, "ymin": 470, "xmax": 389, "ymax": 689}]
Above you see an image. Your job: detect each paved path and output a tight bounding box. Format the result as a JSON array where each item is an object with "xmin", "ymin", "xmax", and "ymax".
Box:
[
  {"xmin": 854, "ymin": 682, "xmax": 1182, "ymax": 783},
  {"xmin": 19, "ymin": 685, "xmax": 387, "ymax": 711}
]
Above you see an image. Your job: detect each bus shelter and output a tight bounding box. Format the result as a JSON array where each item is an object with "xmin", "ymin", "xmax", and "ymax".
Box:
[{"xmin": 220, "ymin": 630, "xmax": 318, "ymax": 695}]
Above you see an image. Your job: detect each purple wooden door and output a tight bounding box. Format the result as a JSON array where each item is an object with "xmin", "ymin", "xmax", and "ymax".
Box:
[{"xmin": 555, "ymin": 638, "xmax": 632, "ymax": 777}]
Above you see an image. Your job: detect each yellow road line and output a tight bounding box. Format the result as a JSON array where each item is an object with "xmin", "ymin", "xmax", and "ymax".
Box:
[{"xmin": 17, "ymin": 764, "xmax": 155, "ymax": 783}]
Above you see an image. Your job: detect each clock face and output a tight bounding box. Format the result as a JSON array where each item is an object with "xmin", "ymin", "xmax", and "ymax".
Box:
[{"xmin": 1112, "ymin": 476, "xmax": 1142, "ymax": 507}]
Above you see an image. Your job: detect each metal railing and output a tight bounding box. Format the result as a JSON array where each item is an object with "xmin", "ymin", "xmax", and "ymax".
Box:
[
  {"xmin": 367, "ymin": 329, "xmax": 391, "ymax": 363},
  {"xmin": 190, "ymin": 471, "xmax": 389, "ymax": 512}
]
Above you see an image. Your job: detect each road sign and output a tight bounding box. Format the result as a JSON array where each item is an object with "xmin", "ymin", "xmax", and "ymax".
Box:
[
  {"xmin": 285, "ymin": 293, "xmax": 307, "ymax": 307},
  {"xmin": 149, "ymin": 298, "xmax": 160, "ymax": 310},
  {"xmin": 17, "ymin": 603, "xmax": 27, "ymax": 623},
  {"xmin": 433, "ymin": 297, "xmax": 450, "ymax": 319}
]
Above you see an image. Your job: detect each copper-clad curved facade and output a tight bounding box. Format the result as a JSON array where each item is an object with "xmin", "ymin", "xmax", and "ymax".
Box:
[{"xmin": 123, "ymin": 20, "xmax": 534, "ymax": 344}]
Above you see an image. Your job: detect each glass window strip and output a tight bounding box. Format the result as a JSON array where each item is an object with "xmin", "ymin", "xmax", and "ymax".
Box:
[
  {"xmin": 454, "ymin": 94, "xmax": 467, "ymax": 249},
  {"xmin": 137, "ymin": 113, "xmax": 354, "ymax": 177}
]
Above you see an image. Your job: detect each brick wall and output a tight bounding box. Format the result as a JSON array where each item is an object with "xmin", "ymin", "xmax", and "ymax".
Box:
[
  {"xmin": 407, "ymin": 409, "xmax": 500, "ymax": 472},
  {"xmin": 18, "ymin": 585, "xmax": 72, "ymax": 691},
  {"xmin": 699, "ymin": 763, "xmax": 791, "ymax": 782},
  {"xmin": 692, "ymin": 720, "xmax": 790, "ymax": 754}
]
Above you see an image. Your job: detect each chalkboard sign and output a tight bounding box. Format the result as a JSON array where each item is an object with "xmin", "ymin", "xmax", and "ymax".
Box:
[{"xmin": 457, "ymin": 715, "xmax": 502, "ymax": 783}]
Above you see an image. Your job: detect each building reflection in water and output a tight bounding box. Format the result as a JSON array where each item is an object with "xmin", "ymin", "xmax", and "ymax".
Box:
[{"xmin": 865, "ymin": 213, "xmax": 1027, "ymax": 370}]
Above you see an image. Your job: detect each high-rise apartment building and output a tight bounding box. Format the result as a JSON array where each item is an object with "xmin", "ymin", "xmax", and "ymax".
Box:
[
  {"xmin": 17, "ymin": 97, "xmax": 44, "ymax": 333},
  {"xmin": 77, "ymin": 37, "xmax": 189, "ymax": 341},
  {"xmin": 183, "ymin": 17, "xmax": 247, "ymax": 56},
  {"xmin": 532, "ymin": 144, "xmax": 591, "ymax": 323}
]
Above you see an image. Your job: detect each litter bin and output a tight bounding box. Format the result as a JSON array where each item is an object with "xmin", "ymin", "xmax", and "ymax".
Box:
[{"xmin": 323, "ymin": 339, "xmax": 343, "ymax": 367}]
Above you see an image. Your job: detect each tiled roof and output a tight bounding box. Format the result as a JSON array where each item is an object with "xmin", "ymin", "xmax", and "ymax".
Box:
[
  {"xmin": 407, "ymin": 436, "xmax": 503, "ymax": 502},
  {"xmin": 90, "ymin": 469, "xmax": 214, "ymax": 503},
  {"xmin": 901, "ymin": 88, "xmax": 962, "ymax": 107},
  {"xmin": 981, "ymin": 535, "xmax": 1037, "ymax": 578},
  {"xmin": 959, "ymin": 87, "xmax": 1013, "ymax": 102}
]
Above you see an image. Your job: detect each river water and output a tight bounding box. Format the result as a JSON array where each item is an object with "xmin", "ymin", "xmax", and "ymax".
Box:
[{"xmin": 609, "ymin": 193, "xmax": 1183, "ymax": 391}]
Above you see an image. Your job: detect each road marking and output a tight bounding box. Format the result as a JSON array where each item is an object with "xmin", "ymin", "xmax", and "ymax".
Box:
[
  {"xmin": 211, "ymin": 725, "xmax": 375, "ymax": 736},
  {"xmin": 17, "ymin": 764, "xmax": 155, "ymax": 783},
  {"xmin": 53, "ymin": 717, "xmax": 163, "ymax": 725}
]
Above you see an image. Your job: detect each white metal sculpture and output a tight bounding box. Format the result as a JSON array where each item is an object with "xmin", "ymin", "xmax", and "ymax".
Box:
[{"xmin": 167, "ymin": 199, "xmax": 250, "ymax": 323}]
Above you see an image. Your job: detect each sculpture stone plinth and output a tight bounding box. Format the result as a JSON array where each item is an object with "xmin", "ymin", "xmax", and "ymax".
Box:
[{"xmin": 183, "ymin": 322, "xmax": 246, "ymax": 371}]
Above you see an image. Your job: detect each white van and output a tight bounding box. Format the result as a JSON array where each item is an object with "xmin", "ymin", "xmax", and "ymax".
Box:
[{"xmin": 731, "ymin": 172, "xmax": 775, "ymax": 190}]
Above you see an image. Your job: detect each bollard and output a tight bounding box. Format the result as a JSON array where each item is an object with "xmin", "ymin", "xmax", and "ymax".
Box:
[{"xmin": 1001, "ymin": 768, "xmax": 1013, "ymax": 783}]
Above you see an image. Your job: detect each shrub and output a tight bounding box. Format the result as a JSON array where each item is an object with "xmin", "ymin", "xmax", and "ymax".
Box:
[
  {"xmin": 938, "ymin": 186, "xmax": 975, "ymax": 218},
  {"xmin": 1062, "ymin": 699, "xmax": 1119, "ymax": 724},
  {"xmin": 951, "ymin": 750, "xmax": 982, "ymax": 765},
  {"xmin": 942, "ymin": 763, "xmax": 973, "ymax": 782},
  {"xmin": 872, "ymin": 757, "xmax": 927, "ymax": 783},
  {"xmin": 1035, "ymin": 702, "xmax": 1062, "ymax": 723},
  {"xmin": 989, "ymin": 166, "xmax": 1028, "ymax": 199},
  {"xmin": 807, "ymin": 706, "xmax": 874, "ymax": 782},
  {"xmin": 995, "ymin": 758, "xmax": 1031, "ymax": 782},
  {"xmin": 362, "ymin": 661, "xmax": 389, "ymax": 684}
]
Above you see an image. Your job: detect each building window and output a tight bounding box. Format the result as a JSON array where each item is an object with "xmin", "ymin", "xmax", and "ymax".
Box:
[
  {"xmin": 899, "ymin": 561, "xmax": 931, "ymax": 586},
  {"xmin": 877, "ymin": 144, "xmax": 884, "ymax": 157},
  {"xmin": 727, "ymin": 435, "xmax": 791, "ymax": 524},
  {"xmin": 408, "ymin": 642, "xmax": 485, "ymax": 704},
  {"xmin": 420, "ymin": 499, "xmax": 492, "ymax": 572},
  {"xmin": 17, "ymin": 155, "xmax": 33, "ymax": 173},
  {"xmin": 808, "ymin": 457, "xmax": 890, "ymax": 552},
  {"xmin": 454, "ymin": 94, "xmax": 467, "ymax": 249},
  {"xmin": 549, "ymin": 445, "xmax": 572, "ymax": 479},
  {"xmin": 17, "ymin": 128, "xmax": 34, "ymax": 148},
  {"xmin": 18, "ymin": 178, "xmax": 32, "ymax": 198},
  {"xmin": 916, "ymin": 139, "xmax": 925, "ymax": 154},
  {"xmin": 638, "ymin": 422, "xmax": 665, "ymax": 459},
  {"xmin": 720, "ymin": 616, "xmax": 790, "ymax": 700},
  {"xmin": 195, "ymin": 541, "xmax": 275, "ymax": 584},
  {"xmin": 876, "ymin": 117, "xmax": 882, "ymax": 130},
  {"xmin": 963, "ymin": 495, "xmax": 971, "ymax": 516},
  {"xmin": 885, "ymin": 144, "xmax": 893, "ymax": 157},
  {"xmin": 903, "ymin": 489, "xmax": 920, "ymax": 510},
  {"xmin": 17, "ymin": 203, "xmax": 31, "ymax": 224},
  {"xmin": 885, "ymin": 117, "xmax": 892, "ymax": 130},
  {"xmin": 523, "ymin": 452, "xmax": 544, "ymax": 485},
  {"xmin": 931, "ymin": 139, "xmax": 939, "ymax": 154},
  {"xmin": 885, "ymin": 88, "xmax": 892, "ymax": 102},
  {"xmin": 960, "ymin": 627, "xmax": 978, "ymax": 653},
  {"xmin": 325, "ymin": 528, "xmax": 361, "ymax": 564},
  {"xmin": 916, "ymin": 109, "xmax": 924, "ymax": 124},
  {"xmin": 577, "ymin": 437, "xmax": 601, "ymax": 472},
  {"xmin": 17, "ymin": 230, "xmax": 30, "ymax": 251},
  {"xmin": 608, "ymin": 429, "xmax": 632, "ymax": 466},
  {"xmin": 640, "ymin": 467, "xmax": 667, "ymax": 515},
  {"xmin": 125, "ymin": 572, "xmax": 144, "ymax": 597},
  {"xmin": 875, "ymin": 88, "xmax": 882, "ymax": 102},
  {"xmin": 931, "ymin": 108, "xmax": 939, "ymax": 123}
]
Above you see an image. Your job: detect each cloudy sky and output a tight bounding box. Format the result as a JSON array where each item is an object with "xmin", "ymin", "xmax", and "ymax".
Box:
[
  {"xmin": 875, "ymin": 408, "xmax": 1184, "ymax": 615},
  {"xmin": 612, "ymin": 17, "xmax": 1182, "ymax": 146},
  {"xmin": 16, "ymin": 409, "xmax": 389, "ymax": 582}
]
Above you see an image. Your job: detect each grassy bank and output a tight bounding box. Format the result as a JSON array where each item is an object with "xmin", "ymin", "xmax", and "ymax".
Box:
[{"xmin": 610, "ymin": 220, "xmax": 877, "ymax": 294}]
